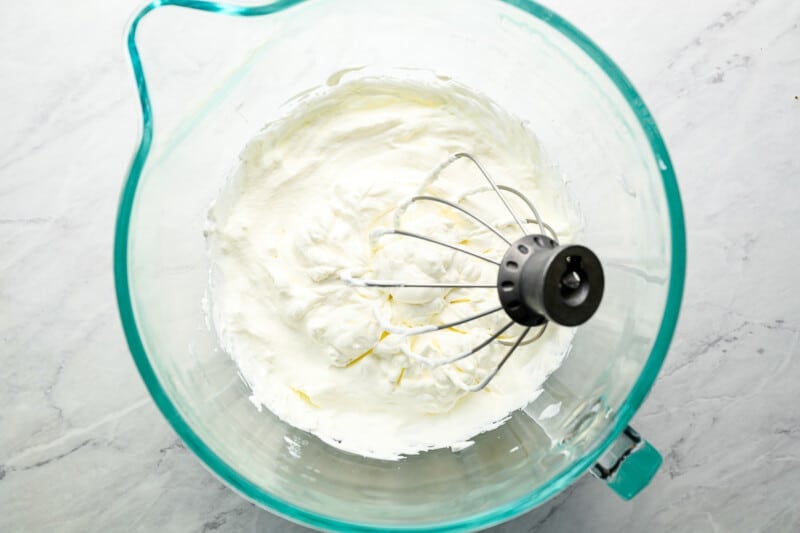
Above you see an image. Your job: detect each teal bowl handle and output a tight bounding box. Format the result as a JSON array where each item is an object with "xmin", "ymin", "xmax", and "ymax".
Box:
[{"xmin": 590, "ymin": 426, "xmax": 662, "ymax": 500}]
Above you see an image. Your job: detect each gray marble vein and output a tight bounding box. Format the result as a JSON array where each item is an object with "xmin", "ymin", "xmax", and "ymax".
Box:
[{"xmin": 1, "ymin": 0, "xmax": 799, "ymax": 531}]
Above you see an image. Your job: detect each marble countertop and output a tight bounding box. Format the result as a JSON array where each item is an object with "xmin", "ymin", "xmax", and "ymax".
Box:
[{"xmin": 2, "ymin": 0, "xmax": 798, "ymax": 531}]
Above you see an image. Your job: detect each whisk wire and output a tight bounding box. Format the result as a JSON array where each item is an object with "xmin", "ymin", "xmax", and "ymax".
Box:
[
  {"xmin": 498, "ymin": 321, "xmax": 547, "ymax": 347},
  {"xmin": 373, "ymin": 229, "xmax": 500, "ymax": 266},
  {"xmin": 524, "ymin": 219, "xmax": 558, "ymax": 242},
  {"xmin": 452, "ymin": 326, "xmax": 532, "ymax": 392},
  {"xmin": 404, "ymin": 320, "xmax": 515, "ymax": 366},
  {"xmin": 439, "ymin": 153, "xmax": 528, "ymax": 234},
  {"xmin": 404, "ymin": 195, "xmax": 513, "ymax": 245},
  {"xmin": 457, "ymin": 185, "xmax": 551, "ymax": 238},
  {"xmin": 427, "ymin": 305, "xmax": 504, "ymax": 333},
  {"xmin": 498, "ymin": 184, "xmax": 548, "ymax": 237},
  {"xmin": 349, "ymin": 280, "xmax": 497, "ymax": 289}
]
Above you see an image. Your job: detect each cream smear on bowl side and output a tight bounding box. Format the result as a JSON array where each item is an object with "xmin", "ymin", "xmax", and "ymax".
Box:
[{"xmin": 205, "ymin": 71, "xmax": 581, "ymax": 460}]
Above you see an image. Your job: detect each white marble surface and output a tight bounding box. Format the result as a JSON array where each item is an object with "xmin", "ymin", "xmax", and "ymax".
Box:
[{"xmin": 2, "ymin": 0, "xmax": 799, "ymax": 531}]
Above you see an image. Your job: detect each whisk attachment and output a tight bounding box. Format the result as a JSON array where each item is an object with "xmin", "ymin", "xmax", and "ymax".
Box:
[{"xmin": 343, "ymin": 152, "xmax": 604, "ymax": 391}]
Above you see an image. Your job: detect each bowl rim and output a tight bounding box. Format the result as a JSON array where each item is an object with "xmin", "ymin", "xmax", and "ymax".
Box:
[{"xmin": 114, "ymin": 1, "xmax": 686, "ymax": 530}]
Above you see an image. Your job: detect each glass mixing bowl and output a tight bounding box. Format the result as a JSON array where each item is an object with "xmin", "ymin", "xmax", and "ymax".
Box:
[{"xmin": 115, "ymin": 0, "xmax": 686, "ymax": 530}]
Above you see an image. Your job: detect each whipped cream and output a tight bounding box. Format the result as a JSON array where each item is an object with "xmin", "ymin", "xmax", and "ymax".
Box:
[{"xmin": 206, "ymin": 71, "xmax": 580, "ymax": 460}]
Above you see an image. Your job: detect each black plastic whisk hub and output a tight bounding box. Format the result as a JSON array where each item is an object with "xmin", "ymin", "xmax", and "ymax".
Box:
[{"xmin": 497, "ymin": 235, "xmax": 604, "ymax": 327}]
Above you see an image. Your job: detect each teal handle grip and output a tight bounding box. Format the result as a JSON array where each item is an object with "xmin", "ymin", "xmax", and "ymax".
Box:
[{"xmin": 591, "ymin": 426, "xmax": 662, "ymax": 500}]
